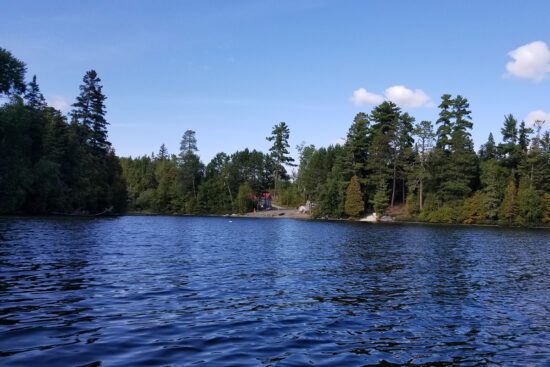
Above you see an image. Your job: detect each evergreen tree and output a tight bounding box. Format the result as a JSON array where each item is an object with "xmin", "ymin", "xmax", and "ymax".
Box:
[
  {"xmin": 71, "ymin": 70, "xmax": 110, "ymax": 155},
  {"xmin": 344, "ymin": 175, "xmax": 364, "ymax": 218},
  {"xmin": 478, "ymin": 133, "xmax": 497, "ymax": 161},
  {"xmin": 517, "ymin": 178, "xmax": 544, "ymax": 225},
  {"xmin": 158, "ymin": 144, "xmax": 169, "ymax": 160},
  {"xmin": 498, "ymin": 175, "xmax": 518, "ymax": 224},
  {"xmin": 480, "ymin": 159, "xmax": 507, "ymax": 220},
  {"xmin": 24, "ymin": 75, "xmax": 46, "ymax": 110},
  {"xmin": 370, "ymin": 180, "xmax": 389, "ymax": 215},
  {"xmin": 518, "ymin": 120, "xmax": 533, "ymax": 152},
  {"xmin": 0, "ymin": 47, "xmax": 26, "ymax": 97},
  {"xmin": 179, "ymin": 130, "xmax": 203, "ymax": 199},
  {"xmin": 343, "ymin": 112, "xmax": 371, "ymax": 180},
  {"xmin": 498, "ymin": 114, "xmax": 522, "ymax": 172},
  {"xmin": 411, "ymin": 120, "xmax": 435, "ymax": 210},
  {"xmin": 266, "ymin": 122, "xmax": 295, "ymax": 198},
  {"xmin": 367, "ymin": 101, "xmax": 401, "ymax": 194},
  {"xmin": 435, "ymin": 94, "xmax": 478, "ymax": 202},
  {"xmin": 436, "ymin": 94, "xmax": 453, "ymax": 150},
  {"xmin": 180, "ymin": 130, "xmax": 198, "ymax": 154}
]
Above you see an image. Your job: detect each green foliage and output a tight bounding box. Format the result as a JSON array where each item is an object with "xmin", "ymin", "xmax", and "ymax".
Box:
[
  {"xmin": 278, "ymin": 183, "xmax": 302, "ymax": 208},
  {"xmin": 480, "ymin": 159, "xmax": 507, "ymax": 220},
  {"xmin": 406, "ymin": 191, "xmax": 420, "ymax": 215},
  {"xmin": 266, "ymin": 122, "xmax": 296, "ymax": 198},
  {"xmin": 236, "ymin": 182, "xmax": 254, "ymax": 214},
  {"xmin": 0, "ymin": 50, "xmax": 125, "ymax": 215},
  {"xmin": 498, "ymin": 176, "xmax": 518, "ymax": 224},
  {"xmin": 543, "ymin": 193, "xmax": 550, "ymax": 224},
  {"xmin": 344, "ymin": 175, "xmax": 364, "ymax": 218},
  {"xmin": 370, "ymin": 181, "xmax": 389, "ymax": 214},
  {"xmin": 0, "ymin": 47, "xmax": 26, "ymax": 96},
  {"xmin": 516, "ymin": 179, "xmax": 544, "ymax": 225},
  {"xmin": 4, "ymin": 47, "xmax": 550, "ymax": 227},
  {"xmin": 461, "ymin": 191, "xmax": 486, "ymax": 224},
  {"xmin": 428, "ymin": 206, "xmax": 456, "ymax": 223},
  {"xmin": 434, "ymin": 94, "xmax": 478, "ymax": 202},
  {"xmin": 317, "ymin": 169, "xmax": 346, "ymax": 218}
]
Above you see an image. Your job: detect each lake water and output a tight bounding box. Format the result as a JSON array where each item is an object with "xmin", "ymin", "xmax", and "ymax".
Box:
[{"xmin": 1, "ymin": 216, "xmax": 550, "ymax": 366}]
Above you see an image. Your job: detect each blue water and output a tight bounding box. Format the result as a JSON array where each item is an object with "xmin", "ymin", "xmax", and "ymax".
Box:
[{"xmin": 1, "ymin": 216, "xmax": 550, "ymax": 366}]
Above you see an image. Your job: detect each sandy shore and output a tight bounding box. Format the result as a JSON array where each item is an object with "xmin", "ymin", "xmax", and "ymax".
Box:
[{"xmin": 240, "ymin": 207, "xmax": 311, "ymax": 219}]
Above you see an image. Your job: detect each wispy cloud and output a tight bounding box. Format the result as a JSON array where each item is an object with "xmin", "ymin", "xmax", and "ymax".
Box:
[
  {"xmin": 505, "ymin": 41, "xmax": 550, "ymax": 82},
  {"xmin": 48, "ymin": 96, "xmax": 69, "ymax": 112},
  {"xmin": 350, "ymin": 85, "xmax": 433, "ymax": 108},
  {"xmin": 331, "ymin": 138, "xmax": 346, "ymax": 146},
  {"xmin": 525, "ymin": 110, "xmax": 550, "ymax": 126}
]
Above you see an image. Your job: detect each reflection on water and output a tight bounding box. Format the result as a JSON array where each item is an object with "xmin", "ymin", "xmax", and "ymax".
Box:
[{"xmin": 1, "ymin": 217, "xmax": 550, "ymax": 365}]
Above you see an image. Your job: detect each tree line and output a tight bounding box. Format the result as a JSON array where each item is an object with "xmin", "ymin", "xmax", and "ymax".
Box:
[
  {"xmin": 0, "ymin": 48, "xmax": 126, "ymax": 215},
  {"xmin": 2, "ymin": 46, "xmax": 550, "ymax": 225},
  {"xmin": 121, "ymin": 122, "xmax": 295, "ymax": 214},
  {"xmin": 296, "ymin": 97, "xmax": 550, "ymax": 225}
]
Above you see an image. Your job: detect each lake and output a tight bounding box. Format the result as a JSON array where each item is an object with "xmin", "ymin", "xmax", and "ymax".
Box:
[{"xmin": 1, "ymin": 216, "xmax": 549, "ymax": 366}]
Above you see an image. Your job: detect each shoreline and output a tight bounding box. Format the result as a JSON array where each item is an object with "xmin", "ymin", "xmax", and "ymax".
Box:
[
  {"xmin": 2, "ymin": 211, "xmax": 550, "ymax": 230},
  {"xmin": 123, "ymin": 210, "xmax": 550, "ymax": 229}
]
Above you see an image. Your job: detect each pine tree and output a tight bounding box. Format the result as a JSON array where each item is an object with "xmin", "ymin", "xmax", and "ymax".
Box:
[
  {"xmin": 498, "ymin": 175, "xmax": 518, "ymax": 224},
  {"xmin": 180, "ymin": 130, "xmax": 198, "ymax": 154},
  {"xmin": 343, "ymin": 112, "xmax": 371, "ymax": 180},
  {"xmin": 498, "ymin": 114, "xmax": 522, "ymax": 172},
  {"xmin": 478, "ymin": 133, "xmax": 497, "ymax": 161},
  {"xmin": 517, "ymin": 178, "xmax": 544, "ymax": 225},
  {"xmin": 411, "ymin": 120, "xmax": 435, "ymax": 210},
  {"xmin": 24, "ymin": 75, "xmax": 46, "ymax": 110},
  {"xmin": 480, "ymin": 159, "xmax": 506, "ymax": 220},
  {"xmin": 542, "ymin": 193, "xmax": 550, "ymax": 224},
  {"xmin": 518, "ymin": 121, "xmax": 533, "ymax": 152},
  {"xmin": 370, "ymin": 180, "xmax": 389, "ymax": 215},
  {"xmin": 70, "ymin": 70, "xmax": 110, "ymax": 155},
  {"xmin": 266, "ymin": 122, "xmax": 296, "ymax": 198},
  {"xmin": 0, "ymin": 47, "xmax": 26, "ymax": 97},
  {"xmin": 158, "ymin": 144, "xmax": 169, "ymax": 160},
  {"xmin": 179, "ymin": 131, "xmax": 202, "ymax": 199},
  {"xmin": 345, "ymin": 175, "xmax": 364, "ymax": 217},
  {"xmin": 367, "ymin": 101, "xmax": 401, "ymax": 193},
  {"xmin": 435, "ymin": 94, "xmax": 478, "ymax": 202}
]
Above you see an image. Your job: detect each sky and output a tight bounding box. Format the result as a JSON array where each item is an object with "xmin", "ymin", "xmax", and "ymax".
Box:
[{"xmin": 2, "ymin": 1, "xmax": 550, "ymax": 164}]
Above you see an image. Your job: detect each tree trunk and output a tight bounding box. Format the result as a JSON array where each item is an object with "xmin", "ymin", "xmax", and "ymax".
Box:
[
  {"xmin": 225, "ymin": 180, "xmax": 233, "ymax": 206},
  {"xmin": 391, "ymin": 160, "xmax": 397, "ymax": 208},
  {"xmin": 402, "ymin": 177, "xmax": 406, "ymax": 204},
  {"xmin": 419, "ymin": 179, "xmax": 423, "ymax": 210}
]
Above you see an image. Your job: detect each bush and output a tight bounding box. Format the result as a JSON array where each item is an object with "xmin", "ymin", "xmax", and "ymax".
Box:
[
  {"xmin": 428, "ymin": 206, "xmax": 456, "ymax": 223},
  {"xmin": 235, "ymin": 183, "xmax": 254, "ymax": 214},
  {"xmin": 135, "ymin": 189, "xmax": 156, "ymax": 211},
  {"xmin": 461, "ymin": 191, "xmax": 486, "ymax": 224},
  {"xmin": 345, "ymin": 175, "xmax": 364, "ymax": 218}
]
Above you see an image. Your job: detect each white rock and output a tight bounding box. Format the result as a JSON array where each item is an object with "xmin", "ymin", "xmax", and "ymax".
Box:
[{"xmin": 360, "ymin": 213, "xmax": 378, "ymax": 222}]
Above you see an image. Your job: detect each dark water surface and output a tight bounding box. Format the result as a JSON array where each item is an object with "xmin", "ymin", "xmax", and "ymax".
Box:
[{"xmin": 1, "ymin": 216, "xmax": 550, "ymax": 366}]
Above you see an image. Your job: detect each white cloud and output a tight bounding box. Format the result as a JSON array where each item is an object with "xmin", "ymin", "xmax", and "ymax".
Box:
[
  {"xmin": 49, "ymin": 96, "xmax": 69, "ymax": 112},
  {"xmin": 350, "ymin": 85, "xmax": 433, "ymax": 108},
  {"xmin": 384, "ymin": 85, "xmax": 434, "ymax": 108},
  {"xmin": 525, "ymin": 110, "xmax": 550, "ymax": 126},
  {"xmin": 506, "ymin": 41, "xmax": 550, "ymax": 82},
  {"xmin": 331, "ymin": 138, "xmax": 346, "ymax": 146},
  {"xmin": 350, "ymin": 88, "xmax": 384, "ymax": 105}
]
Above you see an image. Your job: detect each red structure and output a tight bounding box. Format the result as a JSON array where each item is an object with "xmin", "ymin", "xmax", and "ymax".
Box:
[{"xmin": 250, "ymin": 193, "xmax": 272, "ymax": 210}]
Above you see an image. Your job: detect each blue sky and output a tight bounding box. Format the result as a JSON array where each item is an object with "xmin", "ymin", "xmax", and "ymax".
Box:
[{"xmin": 2, "ymin": 1, "xmax": 550, "ymax": 163}]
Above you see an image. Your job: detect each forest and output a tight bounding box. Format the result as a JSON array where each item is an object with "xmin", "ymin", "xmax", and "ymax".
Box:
[
  {"xmin": 2, "ymin": 47, "xmax": 550, "ymax": 225},
  {"xmin": 0, "ymin": 48, "xmax": 126, "ymax": 215}
]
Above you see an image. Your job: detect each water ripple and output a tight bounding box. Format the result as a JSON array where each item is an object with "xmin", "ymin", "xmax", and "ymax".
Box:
[{"xmin": 1, "ymin": 217, "xmax": 549, "ymax": 365}]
